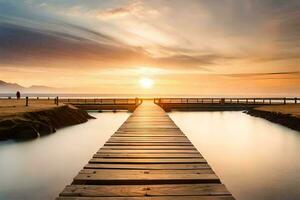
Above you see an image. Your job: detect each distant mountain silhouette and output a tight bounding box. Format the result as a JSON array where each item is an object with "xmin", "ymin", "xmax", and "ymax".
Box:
[{"xmin": 0, "ymin": 80, "xmax": 58, "ymax": 93}]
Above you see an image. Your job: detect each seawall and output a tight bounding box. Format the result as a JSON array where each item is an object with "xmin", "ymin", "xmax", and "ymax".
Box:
[
  {"xmin": 0, "ymin": 105, "xmax": 94, "ymax": 140},
  {"xmin": 245, "ymin": 108, "xmax": 300, "ymax": 132}
]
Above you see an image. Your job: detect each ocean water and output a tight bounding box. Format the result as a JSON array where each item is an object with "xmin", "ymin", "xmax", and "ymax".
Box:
[
  {"xmin": 169, "ymin": 111, "xmax": 300, "ymax": 200},
  {"xmin": 1, "ymin": 110, "xmax": 300, "ymax": 200},
  {"xmin": 0, "ymin": 112, "xmax": 130, "ymax": 200}
]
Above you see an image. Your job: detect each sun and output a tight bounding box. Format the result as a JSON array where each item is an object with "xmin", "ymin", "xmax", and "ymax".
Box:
[{"xmin": 139, "ymin": 77, "xmax": 154, "ymax": 89}]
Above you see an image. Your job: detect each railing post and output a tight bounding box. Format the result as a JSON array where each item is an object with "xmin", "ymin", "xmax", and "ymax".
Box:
[
  {"xmin": 269, "ymin": 99, "xmax": 271, "ymax": 104},
  {"xmin": 246, "ymin": 98, "xmax": 248, "ymax": 104},
  {"xmin": 295, "ymin": 97, "xmax": 297, "ymax": 104},
  {"xmin": 283, "ymin": 97, "xmax": 286, "ymax": 104},
  {"xmin": 26, "ymin": 96, "xmax": 28, "ymax": 107}
]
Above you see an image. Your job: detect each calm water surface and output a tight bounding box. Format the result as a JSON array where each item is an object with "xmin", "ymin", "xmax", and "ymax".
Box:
[
  {"xmin": 169, "ymin": 111, "xmax": 300, "ymax": 200},
  {"xmin": 0, "ymin": 112, "xmax": 130, "ymax": 200}
]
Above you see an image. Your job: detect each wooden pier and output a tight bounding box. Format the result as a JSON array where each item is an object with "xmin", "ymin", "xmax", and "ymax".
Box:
[
  {"xmin": 57, "ymin": 101, "xmax": 234, "ymax": 199},
  {"xmin": 155, "ymin": 97, "xmax": 299, "ymax": 112}
]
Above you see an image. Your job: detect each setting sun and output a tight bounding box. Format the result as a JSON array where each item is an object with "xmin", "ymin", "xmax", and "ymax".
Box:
[{"xmin": 139, "ymin": 77, "xmax": 154, "ymax": 89}]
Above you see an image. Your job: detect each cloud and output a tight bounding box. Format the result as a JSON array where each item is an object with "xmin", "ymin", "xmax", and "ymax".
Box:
[
  {"xmin": 0, "ymin": 23, "xmax": 147, "ymax": 68},
  {"xmin": 223, "ymin": 71, "xmax": 300, "ymax": 79},
  {"xmin": 0, "ymin": 22, "xmax": 232, "ymax": 71},
  {"xmin": 97, "ymin": 1, "xmax": 140, "ymax": 19}
]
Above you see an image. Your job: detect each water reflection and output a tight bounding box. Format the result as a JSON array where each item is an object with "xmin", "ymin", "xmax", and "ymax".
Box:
[
  {"xmin": 0, "ymin": 112, "xmax": 130, "ymax": 200},
  {"xmin": 169, "ymin": 111, "xmax": 300, "ymax": 200}
]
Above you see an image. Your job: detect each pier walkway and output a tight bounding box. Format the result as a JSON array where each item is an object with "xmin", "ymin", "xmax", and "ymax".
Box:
[{"xmin": 57, "ymin": 101, "xmax": 234, "ymax": 200}]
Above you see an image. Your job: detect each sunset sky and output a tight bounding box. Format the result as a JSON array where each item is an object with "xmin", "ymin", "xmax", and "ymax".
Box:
[{"xmin": 0, "ymin": 0, "xmax": 299, "ymax": 96}]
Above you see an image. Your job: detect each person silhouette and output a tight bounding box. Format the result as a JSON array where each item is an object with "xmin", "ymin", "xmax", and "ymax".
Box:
[{"xmin": 16, "ymin": 91, "xmax": 21, "ymax": 100}]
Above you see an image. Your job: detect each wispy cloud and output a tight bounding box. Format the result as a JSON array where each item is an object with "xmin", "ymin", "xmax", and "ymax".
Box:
[{"xmin": 96, "ymin": 1, "xmax": 144, "ymax": 19}]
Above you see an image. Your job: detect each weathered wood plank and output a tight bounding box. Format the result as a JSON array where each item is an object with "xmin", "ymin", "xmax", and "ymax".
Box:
[
  {"xmin": 100, "ymin": 146, "xmax": 196, "ymax": 150},
  {"xmin": 93, "ymin": 153, "xmax": 202, "ymax": 158},
  {"xmin": 104, "ymin": 143, "xmax": 194, "ymax": 146},
  {"xmin": 89, "ymin": 158, "xmax": 207, "ymax": 164},
  {"xmin": 57, "ymin": 196, "xmax": 234, "ymax": 200},
  {"xmin": 73, "ymin": 171, "xmax": 219, "ymax": 184},
  {"xmin": 84, "ymin": 163, "xmax": 211, "ymax": 170},
  {"xmin": 59, "ymin": 184, "xmax": 231, "ymax": 197},
  {"xmin": 97, "ymin": 149, "xmax": 200, "ymax": 154}
]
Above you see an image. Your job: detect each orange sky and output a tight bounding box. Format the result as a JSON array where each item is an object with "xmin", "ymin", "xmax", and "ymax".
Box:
[{"xmin": 0, "ymin": 0, "xmax": 299, "ymax": 96}]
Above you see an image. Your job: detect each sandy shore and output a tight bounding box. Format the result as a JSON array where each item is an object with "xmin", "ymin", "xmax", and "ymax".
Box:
[
  {"xmin": 246, "ymin": 104, "xmax": 300, "ymax": 131},
  {"xmin": 0, "ymin": 99, "xmax": 61, "ymax": 117},
  {"xmin": 0, "ymin": 99, "xmax": 94, "ymax": 140}
]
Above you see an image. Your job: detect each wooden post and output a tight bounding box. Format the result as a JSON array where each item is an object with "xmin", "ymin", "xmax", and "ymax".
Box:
[
  {"xmin": 56, "ymin": 96, "xmax": 59, "ymax": 106},
  {"xmin": 269, "ymin": 99, "xmax": 271, "ymax": 104},
  {"xmin": 246, "ymin": 98, "xmax": 248, "ymax": 104},
  {"xmin": 295, "ymin": 97, "xmax": 297, "ymax": 104},
  {"xmin": 26, "ymin": 96, "xmax": 28, "ymax": 107},
  {"xmin": 283, "ymin": 97, "xmax": 286, "ymax": 104}
]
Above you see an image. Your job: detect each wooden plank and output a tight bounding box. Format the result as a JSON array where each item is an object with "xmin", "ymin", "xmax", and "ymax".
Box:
[
  {"xmin": 57, "ymin": 196, "xmax": 234, "ymax": 200},
  {"xmin": 89, "ymin": 158, "xmax": 207, "ymax": 164},
  {"xmin": 59, "ymin": 184, "xmax": 231, "ymax": 197},
  {"xmin": 108, "ymin": 138, "xmax": 190, "ymax": 142},
  {"xmin": 84, "ymin": 163, "xmax": 211, "ymax": 170},
  {"xmin": 73, "ymin": 170, "xmax": 219, "ymax": 184},
  {"xmin": 100, "ymin": 146, "xmax": 196, "ymax": 150},
  {"xmin": 93, "ymin": 153, "xmax": 203, "ymax": 158},
  {"xmin": 97, "ymin": 150, "xmax": 200, "ymax": 154},
  {"xmin": 104, "ymin": 143, "xmax": 194, "ymax": 146},
  {"xmin": 79, "ymin": 169, "xmax": 214, "ymax": 175},
  {"xmin": 112, "ymin": 134, "xmax": 185, "ymax": 137}
]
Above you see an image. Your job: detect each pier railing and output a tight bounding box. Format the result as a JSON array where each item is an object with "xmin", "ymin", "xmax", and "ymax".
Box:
[
  {"xmin": 59, "ymin": 98, "xmax": 141, "ymax": 105},
  {"xmin": 0, "ymin": 97, "xmax": 142, "ymax": 107},
  {"xmin": 154, "ymin": 97, "xmax": 299, "ymax": 105}
]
